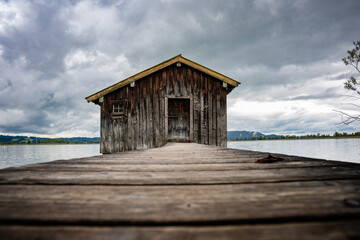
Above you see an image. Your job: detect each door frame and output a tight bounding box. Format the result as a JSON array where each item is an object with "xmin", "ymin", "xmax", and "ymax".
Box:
[{"xmin": 165, "ymin": 95, "xmax": 193, "ymax": 141}]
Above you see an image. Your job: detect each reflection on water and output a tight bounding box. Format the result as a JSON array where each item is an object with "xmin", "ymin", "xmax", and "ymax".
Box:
[
  {"xmin": 228, "ymin": 139, "xmax": 360, "ymax": 164},
  {"xmin": 0, "ymin": 144, "xmax": 101, "ymax": 169}
]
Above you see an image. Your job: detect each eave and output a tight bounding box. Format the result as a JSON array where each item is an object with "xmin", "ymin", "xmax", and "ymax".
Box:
[{"xmin": 86, "ymin": 54, "xmax": 240, "ymax": 103}]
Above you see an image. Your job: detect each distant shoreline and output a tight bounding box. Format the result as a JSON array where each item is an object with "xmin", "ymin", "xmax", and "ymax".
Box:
[
  {"xmin": 0, "ymin": 142, "xmax": 100, "ymax": 146},
  {"xmin": 0, "ymin": 135, "xmax": 100, "ymax": 145},
  {"xmin": 228, "ymin": 136, "xmax": 360, "ymax": 142}
]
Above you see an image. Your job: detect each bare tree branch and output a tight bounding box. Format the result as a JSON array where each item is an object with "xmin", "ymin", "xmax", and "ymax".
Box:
[
  {"xmin": 334, "ymin": 109, "xmax": 360, "ymax": 125},
  {"xmin": 336, "ymin": 40, "xmax": 360, "ymax": 125},
  {"xmin": 340, "ymin": 102, "xmax": 360, "ymax": 108}
]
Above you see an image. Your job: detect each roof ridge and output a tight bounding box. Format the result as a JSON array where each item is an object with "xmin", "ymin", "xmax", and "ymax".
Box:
[{"xmin": 85, "ymin": 55, "xmax": 240, "ymax": 103}]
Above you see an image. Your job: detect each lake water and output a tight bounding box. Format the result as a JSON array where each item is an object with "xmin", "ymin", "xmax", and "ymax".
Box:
[
  {"xmin": 228, "ymin": 138, "xmax": 360, "ymax": 164},
  {"xmin": 0, "ymin": 139, "xmax": 359, "ymax": 169},
  {"xmin": 0, "ymin": 144, "xmax": 101, "ymax": 169}
]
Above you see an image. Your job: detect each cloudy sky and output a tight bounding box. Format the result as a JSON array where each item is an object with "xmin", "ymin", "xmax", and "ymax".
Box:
[{"xmin": 0, "ymin": 0, "xmax": 359, "ymax": 138}]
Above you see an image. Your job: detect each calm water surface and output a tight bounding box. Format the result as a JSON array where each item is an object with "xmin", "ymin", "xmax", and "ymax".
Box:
[
  {"xmin": 228, "ymin": 138, "xmax": 360, "ymax": 164},
  {"xmin": 0, "ymin": 144, "xmax": 101, "ymax": 169}
]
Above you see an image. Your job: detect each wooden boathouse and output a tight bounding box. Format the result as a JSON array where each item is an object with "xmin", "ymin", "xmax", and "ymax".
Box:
[{"xmin": 86, "ymin": 55, "xmax": 240, "ymax": 153}]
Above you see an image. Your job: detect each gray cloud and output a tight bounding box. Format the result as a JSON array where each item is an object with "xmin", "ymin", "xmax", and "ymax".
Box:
[
  {"xmin": 0, "ymin": 0, "xmax": 360, "ymax": 137},
  {"xmin": 281, "ymin": 87, "xmax": 342, "ymax": 101}
]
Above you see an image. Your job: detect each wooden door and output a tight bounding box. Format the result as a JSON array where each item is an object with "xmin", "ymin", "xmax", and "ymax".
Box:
[{"xmin": 168, "ymin": 99, "xmax": 190, "ymax": 141}]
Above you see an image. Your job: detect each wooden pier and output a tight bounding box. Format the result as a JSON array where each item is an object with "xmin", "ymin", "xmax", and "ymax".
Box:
[{"xmin": 0, "ymin": 143, "xmax": 359, "ymax": 239}]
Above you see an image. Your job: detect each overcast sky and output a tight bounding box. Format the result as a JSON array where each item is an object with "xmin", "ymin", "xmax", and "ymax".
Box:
[{"xmin": 0, "ymin": 0, "xmax": 359, "ymax": 137}]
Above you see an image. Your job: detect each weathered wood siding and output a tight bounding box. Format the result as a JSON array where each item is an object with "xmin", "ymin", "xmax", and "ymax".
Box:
[{"xmin": 100, "ymin": 63, "xmax": 231, "ymax": 153}]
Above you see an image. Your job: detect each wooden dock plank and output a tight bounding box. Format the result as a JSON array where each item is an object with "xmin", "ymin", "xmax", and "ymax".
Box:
[
  {"xmin": 0, "ymin": 180, "xmax": 359, "ymax": 223},
  {"xmin": 4, "ymin": 161, "xmax": 350, "ymax": 172},
  {"xmin": 0, "ymin": 143, "xmax": 359, "ymax": 239},
  {"xmin": 6, "ymin": 151, "xmax": 351, "ymax": 165},
  {"xmin": 1, "ymin": 166, "xmax": 360, "ymax": 185},
  {"xmin": 1, "ymin": 221, "xmax": 360, "ymax": 240}
]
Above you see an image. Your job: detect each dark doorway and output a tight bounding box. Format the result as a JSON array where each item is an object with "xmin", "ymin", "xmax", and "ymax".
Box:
[{"xmin": 168, "ymin": 98, "xmax": 190, "ymax": 141}]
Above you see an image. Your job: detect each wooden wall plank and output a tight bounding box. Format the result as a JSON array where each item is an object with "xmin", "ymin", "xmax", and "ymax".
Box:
[
  {"xmin": 160, "ymin": 71, "xmax": 166, "ymax": 146},
  {"xmin": 208, "ymin": 78, "xmax": 213, "ymax": 145},
  {"xmin": 193, "ymin": 70, "xmax": 200, "ymax": 143},
  {"xmin": 174, "ymin": 66, "xmax": 180, "ymax": 97},
  {"xmin": 220, "ymin": 89, "xmax": 227, "ymax": 147},
  {"xmin": 142, "ymin": 80, "xmax": 147, "ymax": 149},
  {"xmin": 136, "ymin": 82, "xmax": 141, "ymax": 149},
  {"xmin": 146, "ymin": 76, "xmax": 152, "ymax": 149},
  {"xmin": 216, "ymin": 87, "xmax": 221, "ymax": 146},
  {"xmin": 153, "ymin": 74, "xmax": 160, "ymax": 147},
  {"xmin": 200, "ymin": 74, "xmax": 205, "ymax": 144},
  {"xmin": 211, "ymin": 82, "xmax": 216, "ymax": 145},
  {"xmin": 204, "ymin": 75, "xmax": 209, "ymax": 145}
]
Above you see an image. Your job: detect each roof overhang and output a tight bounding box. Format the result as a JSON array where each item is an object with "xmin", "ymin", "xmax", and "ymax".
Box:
[{"xmin": 86, "ymin": 54, "xmax": 240, "ymax": 103}]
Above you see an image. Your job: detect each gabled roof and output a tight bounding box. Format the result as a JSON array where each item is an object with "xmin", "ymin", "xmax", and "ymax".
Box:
[{"xmin": 86, "ymin": 54, "xmax": 240, "ymax": 103}]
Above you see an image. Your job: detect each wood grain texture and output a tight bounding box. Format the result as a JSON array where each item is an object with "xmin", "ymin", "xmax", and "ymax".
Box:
[
  {"xmin": 0, "ymin": 179, "xmax": 359, "ymax": 223},
  {"xmin": 0, "ymin": 143, "xmax": 359, "ymax": 239},
  {"xmin": 1, "ymin": 221, "xmax": 359, "ymax": 240}
]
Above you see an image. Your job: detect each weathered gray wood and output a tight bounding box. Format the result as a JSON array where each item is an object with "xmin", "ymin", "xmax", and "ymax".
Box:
[
  {"xmin": 208, "ymin": 79, "xmax": 213, "ymax": 145},
  {"xmin": 153, "ymin": 75, "xmax": 160, "ymax": 147},
  {"xmin": 0, "ymin": 180, "xmax": 359, "ymax": 223},
  {"xmin": 1, "ymin": 165, "xmax": 359, "ymax": 185},
  {"xmin": 193, "ymin": 70, "xmax": 200, "ymax": 143},
  {"xmin": 1, "ymin": 143, "xmax": 359, "ymax": 239},
  {"xmin": 98, "ymin": 63, "xmax": 230, "ymax": 153},
  {"xmin": 220, "ymin": 89, "xmax": 227, "ymax": 146},
  {"xmin": 174, "ymin": 66, "xmax": 180, "ymax": 97},
  {"xmin": 13, "ymin": 156, "xmax": 350, "ymax": 166},
  {"xmin": 148, "ymin": 78, "xmax": 153, "ymax": 149},
  {"xmin": 204, "ymin": 76, "xmax": 209, "ymax": 144},
  {"xmin": 3, "ymin": 143, "xmax": 355, "ymax": 167},
  {"xmin": 1, "ymin": 221, "xmax": 359, "ymax": 240},
  {"xmin": 160, "ymin": 71, "xmax": 166, "ymax": 146},
  {"xmin": 5, "ymin": 161, "xmax": 354, "ymax": 172},
  {"xmin": 142, "ymin": 82, "xmax": 147, "ymax": 148},
  {"xmin": 216, "ymin": 89, "xmax": 221, "ymax": 145}
]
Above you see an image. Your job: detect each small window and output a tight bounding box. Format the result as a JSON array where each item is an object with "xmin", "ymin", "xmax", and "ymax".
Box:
[
  {"xmin": 112, "ymin": 100, "xmax": 125, "ymax": 116},
  {"xmin": 113, "ymin": 104, "xmax": 124, "ymax": 115}
]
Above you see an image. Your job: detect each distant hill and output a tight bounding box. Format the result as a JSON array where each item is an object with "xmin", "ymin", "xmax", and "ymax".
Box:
[
  {"xmin": 227, "ymin": 131, "xmax": 263, "ymax": 140},
  {"xmin": 59, "ymin": 137, "xmax": 101, "ymax": 143},
  {"xmin": 1, "ymin": 131, "xmax": 358, "ymax": 144},
  {"xmin": 0, "ymin": 135, "xmax": 100, "ymax": 144},
  {"xmin": 227, "ymin": 131, "xmax": 281, "ymax": 140},
  {"xmin": 0, "ymin": 135, "xmax": 47, "ymax": 144},
  {"xmin": 2, "ymin": 132, "xmax": 280, "ymax": 144}
]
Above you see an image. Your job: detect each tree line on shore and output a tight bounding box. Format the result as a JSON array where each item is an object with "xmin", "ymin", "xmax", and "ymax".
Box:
[
  {"xmin": 0, "ymin": 135, "xmax": 100, "ymax": 145},
  {"xmin": 1, "ymin": 131, "xmax": 359, "ymax": 144},
  {"xmin": 230, "ymin": 132, "xmax": 360, "ymax": 141}
]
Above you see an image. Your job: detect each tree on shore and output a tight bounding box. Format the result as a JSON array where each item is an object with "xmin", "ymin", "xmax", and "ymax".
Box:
[{"xmin": 335, "ymin": 41, "xmax": 360, "ymax": 124}]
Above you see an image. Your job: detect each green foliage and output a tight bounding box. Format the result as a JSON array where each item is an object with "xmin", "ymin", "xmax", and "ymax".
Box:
[
  {"xmin": 41, "ymin": 139, "xmax": 71, "ymax": 144},
  {"xmin": 229, "ymin": 132, "xmax": 360, "ymax": 141},
  {"xmin": 343, "ymin": 41, "xmax": 359, "ymax": 93},
  {"xmin": 0, "ymin": 135, "xmax": 100, "ymax": 145}
]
